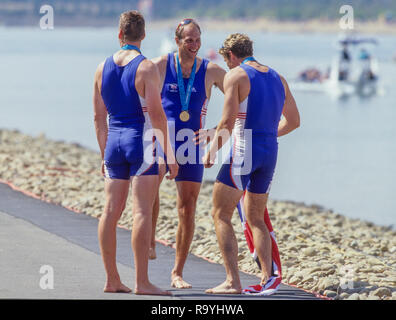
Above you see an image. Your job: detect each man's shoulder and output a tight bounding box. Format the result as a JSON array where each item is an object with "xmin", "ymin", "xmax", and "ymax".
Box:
[
  {"xmin": 266, "ymin": 66, "xmax": 285, "ymax": 83},
  {"xmin": 206, "ymin": 60, "xmax": 225, "ymax": 73},
  {"xmin": 151, "ymin": 54, "xmax": 169, "ymax": 66},
  {"xmin": 137, "ymin": 58, "xmax": 159, "ymax": 76},
  {"xmin": 205, "ymin": 61, "xmax": 226, "ymax": 88},
  {"xmin": 97, "ymin": 59, "xmax": 106, "ymax": 70},
  {"xmin": 277, "ymin": 72, "xmax": 287, "ymax": 85},
  {"xmin": 151, "ymin": 54, "xmax": 169, "ymax": 77},
  {"xmin": 225, "ymin": 66, "xmax": 247, "ymax": 83},
  {"xmin": 275, "ymin": 71, "xmax": 288, "ymax": 92},
  {"xmin": 94, "ymin": 60, "xmax": 106, "ymax": 80}
]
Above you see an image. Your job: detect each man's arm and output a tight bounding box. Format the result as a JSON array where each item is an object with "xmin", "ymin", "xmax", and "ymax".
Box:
[
  {"xmin": 203, "ymin": 69, "xmax": 240, "ymax": 168},
  {"xmin": 93, "ymin": 61, "xmax": 108, "ymax": 174},
  {"xmin": 194, "ymin": 63, "xmax": 226, "ymax": 146},
  {"xmin": 278, "ymin": 76, "xmax": 300, "ymax": 137},
  {"xmin": 207, "ymin": 62, "xmax": 227, "ymax": 94},
  {"xmin": 139, "ymin": 60, "xmax": 178, "ymax": 179},
  {"xmin": 151, "ymin": 55, "xmax": 168, "ymax": 92}
]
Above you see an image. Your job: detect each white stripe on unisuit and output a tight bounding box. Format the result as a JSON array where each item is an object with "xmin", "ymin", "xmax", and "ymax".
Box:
[
  {"xmin": 229, "ymin": 137, "xmax": 244, "ymax": 190},
  {"xmin": 200, "ymin": 98, "xmax": 209, "ymax": 128},
  {"xmin": 136, "ymin": 97, "xmax": 155, "ymax": 176},
  {"xmin": 103, "ymin": 163, "xmax": 110, "ymax": 178},
  {"xmin": 226, "ymin": 96, "xmax": 248, "ymax": 190},
  {"xmin": 234, "ymin": 96, "xmax": 248, "ymax": 157},
  {"xmin": 265, "ymin": 180, "xmax": 273, "ymax": 194}
]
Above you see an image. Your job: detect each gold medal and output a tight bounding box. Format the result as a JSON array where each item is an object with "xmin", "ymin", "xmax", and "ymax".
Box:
[{"xmin": 179, "ymin": 110, "xmax": 190, "ymax": 122}]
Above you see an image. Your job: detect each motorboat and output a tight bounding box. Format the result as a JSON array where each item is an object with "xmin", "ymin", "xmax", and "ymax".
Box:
[{"xmin": 291, "ymin": 35, "xmax": 380, "ymax": 98}]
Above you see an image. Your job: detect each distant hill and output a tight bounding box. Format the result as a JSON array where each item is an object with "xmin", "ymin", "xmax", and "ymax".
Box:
[{"xmin": 0, "ymin": 0, "xmax": 395, "ymax": 26}]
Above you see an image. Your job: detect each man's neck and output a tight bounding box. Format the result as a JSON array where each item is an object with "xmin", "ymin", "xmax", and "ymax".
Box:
[{"xmin": 177, "ymin": 51, "xmax": 196, "ymax": 70}]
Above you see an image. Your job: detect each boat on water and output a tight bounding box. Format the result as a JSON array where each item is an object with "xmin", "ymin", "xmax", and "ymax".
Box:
[{"xmin": 291, "ymin": 36, "xmax": 380, "ymax": 98}]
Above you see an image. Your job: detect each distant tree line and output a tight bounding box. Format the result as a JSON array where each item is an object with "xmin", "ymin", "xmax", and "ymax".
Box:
[
  {"xmin": 0, "ymin": 0, "xmax": 394, "ymax": 25},
  {"xmin": 154, "ymin": 0, "xmax": 395, "ymax": 21}
]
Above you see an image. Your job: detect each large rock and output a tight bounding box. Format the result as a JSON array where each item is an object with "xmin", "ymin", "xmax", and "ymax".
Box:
[
  {"xmin": 371, "ymin": 287, "xmax": 392, "ymax": 298},
  {"xmin": 318, "ymin": 277, "xmax": 340, "ymax": 291},
  {"xmin": 303, "ymin": 248, "xmax": 316, "ymax": 257},
  {"xmin": 339, "ymin": 292, "xmax": 349, "ymax": 300},
  {"xmin": 347, "ymin": 293, "xmax": 360, "ymax": 300},
  {"xmin": 288, "ymin": 276, "xmax": 301, "ymax": 285},
  {"xmin": 324, "ymin": 290, "xmax": 337, "ymax": 298}
]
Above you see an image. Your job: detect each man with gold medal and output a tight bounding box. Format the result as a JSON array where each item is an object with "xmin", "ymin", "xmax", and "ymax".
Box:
[{"xmin": 151, "ymin": 19, "xmax": 226, "ymax": 288}]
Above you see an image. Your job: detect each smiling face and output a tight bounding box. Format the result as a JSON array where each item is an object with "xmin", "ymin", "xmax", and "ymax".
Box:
[{"xmin": 175, "ymin": 23, "xmax": 201, "ymax": 60}]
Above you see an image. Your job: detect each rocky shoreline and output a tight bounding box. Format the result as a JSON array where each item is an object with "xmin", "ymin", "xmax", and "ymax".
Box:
[{"xmin": 0, "ymin": 129, "xmax": 395, "ymax": 300}]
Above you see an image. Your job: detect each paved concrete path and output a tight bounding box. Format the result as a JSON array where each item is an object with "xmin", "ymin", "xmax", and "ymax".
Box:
[{"xmin": 0, "ymin": 182, "xmax": 319, "ymax": 300}]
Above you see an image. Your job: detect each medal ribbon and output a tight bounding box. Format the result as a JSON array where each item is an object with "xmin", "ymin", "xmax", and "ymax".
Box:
[
  {"xmin": 241, "ymin": 56, "xmax": 256, "ymax": 64},
  {"xmin": 176, "ymin": 53, "xmax": 197, "ymax": 114},
  {"xmin": 121, "ymin": 44, "xmax": 141, "ymax": 53}
]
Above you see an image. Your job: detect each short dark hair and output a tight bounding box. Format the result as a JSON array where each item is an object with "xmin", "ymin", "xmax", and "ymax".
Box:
[
  {"xmin": 219, "ymin": 33, "xmax": 253, "ymax": 58},
  {"xmin": 175, "ymin": 18, "xmax": 201, "ymax": 40},
  {"xmin": 119, "ymin": 10, "xmax": 145, "ymax": 42}
]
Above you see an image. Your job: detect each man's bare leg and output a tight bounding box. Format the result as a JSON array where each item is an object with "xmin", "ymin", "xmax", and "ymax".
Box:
[
  {"xmin": 98, "ymin": 178, "xmax": 132, "ymax": 293},
  {"xmin": 170, "ymin": 180, "xmax": 201, "ymax": 289},
  {"xmin": 149, "ymin": 162, "xmax": 167, "ymax": 260},
  {"xmin": 244, "ymin": 191, "xmax": 272, "ymax": 284},
  {"xmin": 149, "ymin": 192, "xmax": 159, "ymax": 260},
  {"xmin": 205, "ymin": 182, "xmax": 244, "ymax": 294},
  {"xmin": 131, "ymin": 175, "xmax": 171, "ymax": 296}
]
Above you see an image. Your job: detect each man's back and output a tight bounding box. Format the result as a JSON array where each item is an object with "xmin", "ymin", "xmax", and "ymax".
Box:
[
  {"xmin": 101, "ymin": 53, "xmax": 146, "ymax": 129},
  {"xmin": 93, "ymin": 9, "xmax": 177, "ymax": 297},
  {"xmin": 237, "ymin": 64, "xmax": 285, "ymax": 138}
]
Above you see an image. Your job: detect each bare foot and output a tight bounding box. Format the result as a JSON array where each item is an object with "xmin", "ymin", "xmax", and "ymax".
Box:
[
  {"xmin": 149, "ymin": 247, "xmax": 157, "ymax": 260},
  {"xmin": 104, "ymin": 281, "xmax": 132, "ymax": 293},
  {"xmin": 135, "ymin": 282, "xmax": 172, "ymax": 296},
  {"xmin": 171, "ymin": 275, "xmax": 192, "ymax": 289},
  {"xmin": 205, "ymin": 280, "xmax": 241, "ymax": 294}
]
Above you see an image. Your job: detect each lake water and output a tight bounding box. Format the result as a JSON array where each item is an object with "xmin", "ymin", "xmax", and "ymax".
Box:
[{"xmin": 0, "ymin": 27, "xmax": 395, "ymax": 227}]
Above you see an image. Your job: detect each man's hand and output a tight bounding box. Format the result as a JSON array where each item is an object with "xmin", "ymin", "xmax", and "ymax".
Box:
[
  {"xmin": 194, "ymin": 128, "xmax": 216, "ymax": 146},
  {"xmin": 166, "ymin": 162, "xmax": 179, "ymax": 180},
  {"xmin": 202, "ymin": 152, "xmax": 215, "ymax": 168}
]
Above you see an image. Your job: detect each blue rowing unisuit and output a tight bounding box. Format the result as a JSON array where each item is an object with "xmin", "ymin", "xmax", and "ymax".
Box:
[
  {"xmin": 217, "ymin": 63, "xmax": 285, "ymax": 193},
  {"xmin": 100, "ymin": 51, "xmax": 158, "ymax": 179},
  {"xmin": 160, "ymin": 53, "xmax": 209, "ymax": 183}
]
